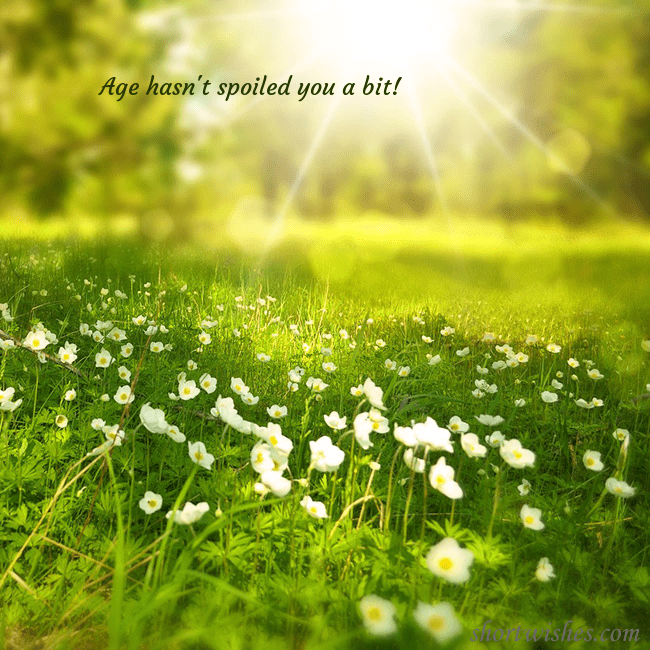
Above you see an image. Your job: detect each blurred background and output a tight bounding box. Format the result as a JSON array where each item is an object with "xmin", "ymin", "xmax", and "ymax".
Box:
[{"xmin": 0, "ymin": 0, "xmax": 649, "ymax": 251}]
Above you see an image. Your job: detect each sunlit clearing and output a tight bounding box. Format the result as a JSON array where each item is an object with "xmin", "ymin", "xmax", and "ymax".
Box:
[{"xmin": 295, "ymin": 0, "xmax": 458, "ymax": 69}]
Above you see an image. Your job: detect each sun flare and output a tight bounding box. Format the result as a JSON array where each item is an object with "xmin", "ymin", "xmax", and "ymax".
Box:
[{"xmin": 294, "ymin": 0, "xmax": 459, "ymax": 69}]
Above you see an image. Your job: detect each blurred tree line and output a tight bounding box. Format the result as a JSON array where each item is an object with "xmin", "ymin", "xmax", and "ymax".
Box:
[{"xmin": 0, "ymin": 0, "xmax": 649, "ymax": 240}]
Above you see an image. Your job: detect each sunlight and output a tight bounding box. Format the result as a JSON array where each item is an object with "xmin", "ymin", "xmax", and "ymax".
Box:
[{"xmin": 294, "ymin": 0, "xmax": 459, "ymax": 69}]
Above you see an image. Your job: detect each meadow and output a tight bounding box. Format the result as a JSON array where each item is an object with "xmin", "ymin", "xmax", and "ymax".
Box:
[{"xmin": 0, "ymin": 216, "xmax": 649, "ymax": 650}]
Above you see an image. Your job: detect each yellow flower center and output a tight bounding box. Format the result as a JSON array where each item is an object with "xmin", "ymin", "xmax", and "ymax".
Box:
[
  {"xmin": 255, "ymin": 453, "xmax": 264, "ymax": 464},
  {"xmin": 428, "ymin": 615, "xmax": 445, "ymax": 632},
  {"xmin": 525, "ymin": 515, "xmax": 534, "ymax": 525},
  {"xmin": 100, "ymin": 358, "xmax": 107, "ymax": 365},
  {"xmin": 310, "ymin": 506, "xmax": 318, "ymax": 514},
  {"xmin": 148, "ymin": 499, "xmax": 157, "ymax": 508},
  {"xmin": 120, "ymin": 393, "xmax": 128, "ymax": 401},
  {"xmin": 274, "ymin": 410, "xmax": 281, "ymax": 417},
  {"xmin": 183, "ymin": 387, "xmax": 191, "ymax": 395},
  {"xmin": 438, "ymin": 557, "xmax": 453, "ymax": 571},
  {"xmin": 269, "ymin": 435, "xmax": 278, "ymax": 446},
  {"xmin": 436, "ymin": 475, "xmax": 446, "ymax": 485},
  {"xmin": 194, "ymin": 451, "xmax": 204, "ymax": 461},
  {"xmin": 586, "ymin": 457, "xmax": 594, "ymax": 466},
  {"xmin": 367, "ymin": 607, "xmax": 382, "ymax": 622},
  {"xmin": 513, "ymin": 451, "xmax": 522, "ymax": 459}
]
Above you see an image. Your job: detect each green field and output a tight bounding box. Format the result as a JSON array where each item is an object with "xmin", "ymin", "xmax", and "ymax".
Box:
[{"xmin": 1, "ymin": 219, "xmax": 649, "ymax": 649}]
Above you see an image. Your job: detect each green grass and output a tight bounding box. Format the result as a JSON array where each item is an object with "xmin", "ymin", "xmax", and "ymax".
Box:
[{"xmin": 0, "ymin": 222, "xmax": 649, "ymax": 649}]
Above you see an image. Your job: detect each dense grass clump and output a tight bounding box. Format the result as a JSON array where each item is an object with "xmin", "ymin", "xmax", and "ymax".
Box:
[{"xmin": 0, "ymin": 236, "xmax": 648, "ymax": 649}]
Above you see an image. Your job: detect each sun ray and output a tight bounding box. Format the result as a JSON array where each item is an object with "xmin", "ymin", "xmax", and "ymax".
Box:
[
  {"xmin": 261, "ymin": 91, "xmax": 344, "ymax": 258},
  {"xmin": 405, "ymin": 76, "xmax": 449, "ymax": 216},
  {"xmin": 444, "ymin": 54, "xmax": 615, "ymax": 213},
  {"xmin": 435, "ymin": 62, "xmax": 512, "ymax": 159}
]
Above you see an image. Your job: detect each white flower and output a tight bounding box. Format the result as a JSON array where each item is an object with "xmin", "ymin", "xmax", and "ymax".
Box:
[
  {"xmin": 300, "ymin": 496, "xmax": 328, "ymax": 519},
  {"xmin": 91, "ymin": 418, "xmax": 106, "ymax": 431},
  {"xmin": 429, "ymin": 457, "xmax": 463, "ymax": 499},
  {"xmin": 107, "ymin": 327, "xmax": 126, "ymax": 342},
  {"xmin": 103, "ymin": 425, "xmax": 125, "ymax": 446},
  {"xmin": 641, "ymin": 339, "xmax": 650, "ymax": 352},
  {"xmin": 324, "ymin": 411, "xmax": 347, "ymax": 430},
  {"xmin": 257, "ymin": 352, "xmax": 271, "ymax": 362},
  {"xmin": 394, "ymin": 424, "xmax": 416, "ymax": 447},
  {"xmin": 591, "ymin": 397, "xmax": 603, "ymax": 407},
  {"xmin": 535, "ymin": 557, "xmax": 555, "ymax": 582},
  {"xmin": 514, "ymin": 398, "xmax": 526, "ymax": 407},
  {"xmin": 428, "ymin": 354, "xmax": 442, "ymax": 366},
  {"xmin": 353, "ymin": 413, "xmax": 374, "ymax": 450},
  {"xmin": 486, "ymin": 431, "xmax": 505, "ymax": 447},
  {"xmin": 517, "ymin": 478, "xmax": 531, "ymax": 496},
  {"xmin": 120, "ymin": 343, "xmax": 133, "ymax": 358},
  {"xmin": 258, "ymin": 423, "xmax": 293, "ymax": 456},
  {"xmin": 613, "ymin": 428, "xmax": 629, "ymax": 442},
  {"xmin": 139, "ymin": 491, "xmax": 163, "ymax": 514},
  {"xmin": 260, "ymin": 470, "xmax": 292, "ymax": 497},
  {"xmin": 178, "ymin": 378, "xmax": 200, "ymax": 401},
  {"xmin": 551, "ymin": 379, "xmax": 563, "ymax": 390},
  {"xmin": 358, "ymin": 595, "xmax": 397, "ymax": 637},
  {"xmin": 117, "ymin": 366, "xmax": 131, "ymax": 382},
  {"xmin": 149, "ymin": 341, "xmax": 164, "ymax": 353},
  {"xmin": 166, "ymin": 425, "xmax": 186, "ymax": 443},
  {"xmin": 350, "ymin": 384, "xmax": 364, "ymax": 397},
  {"xmin": 546, "ymin": 343, "xmax": 562, "ymax": 353},
  {"xmin": 475, "ymin": 414, "xmax": 504, "ymax": 427},
  {"xmin": 306, "ymin": 377, "xmax": 329, "ymax": 393},
  {"xmin": 139, "ymin": 403, "xmax": 169, "ymax": 434},
  {"xmin": 426, "ymin": 537, "xmax": 473, "ymax": 583},
  {"xmin": 95, "ymin": 348, "xmax": 112, "ymax": 368},
  {"xmin": 199, "ymin": 331, "xmax": 212, "ymax": 345},
  {"xmin": 58, "ymin": 344, "xmax": 78, "ymax": 364},
  {"xmin": 583, "ymin": 450, "xmax": 604, "ymax": 472},
  {"xmin": 541, "ymin": 391, "xmax": 558, "ymax": 403},
  {"xmin": 199, "ymin": 373, "xmax": 217, "ymax": 394},
  {"xmin": 403, "ymin": 448, "xmax": 426, "ymax": 473},
  {"xmin": 520, "ymin": 504, "xmax": 545, "ymax": 530},
  {"xmin": 55, "ymin": 414, "xmax": 68, "ymax": 429},
  {"xmin": 309, "ymin": 436, "xmax": 345, "ymax": 472},
  {"xmin": 447, "ymin": 416, "xmax": 469, "ymax": 434},
  {"xmin": 500, "ymin": 439, "xmax": 535, "ymax": 469},
  {"xmin": 456, "ymin": 347, "xmax": 470, "ymax": 357},
  {"xmin": 574, "ymin": 398, "xmax": 594, "ymax": 409},
  {"xmin": 188, "ymin": 441, "xmax": 215, "ymax": 470},
  {"xmin": 413, "ymin": 601, "xmax": 462, "ymax": 643},
  {"xmin": 384, "ymin": 359, "xmax": 396, "ymax": 371},
  {"xmin": 166, "ymin": 501, "xmax": 210, "ymax": 525},
  {"xmin": 267, "ymin": 405, "xmax": 288, "ymax": 419},
  {"xmin": 23, "ymin": 331, "xmax": 50, "ymax": 351},
  {"xmin": 605, "ymin": 478, "xmax": 635, "ymax": 498},
  {"xmin": 362, "ymin": 378, "xmax": 385, "ymax": 409},
  {"xmin": 440, "ymin": 326, "xmax": 455, "ymax": 337},
  {"xmin": 241, "ymin": 392, "xmax": 259, "ymax": 406},
  {"xmin": 64, "ymin": 389, "xmax": 76, "ymax": 402},
  {"xmin": 568, "ymin": 357, "xmax": 580, "ymax": 368},
  {"xmin": 461, "ymin": 433, "xmax": 487, "ymax": 458},
  {"xmin": 413, "ymin": 418, "xmax": 454, "ymax": 453},
  {"xmin": 251, "ymin": 441, "xmax": 275, "ymax": 474},
  {"xmin": 114, "ymin": 385, "xmax": 135, "ymax": 404},
  {"xmin": 322, "ymin": 361, "xmax": 337, "ymax": 373}
]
